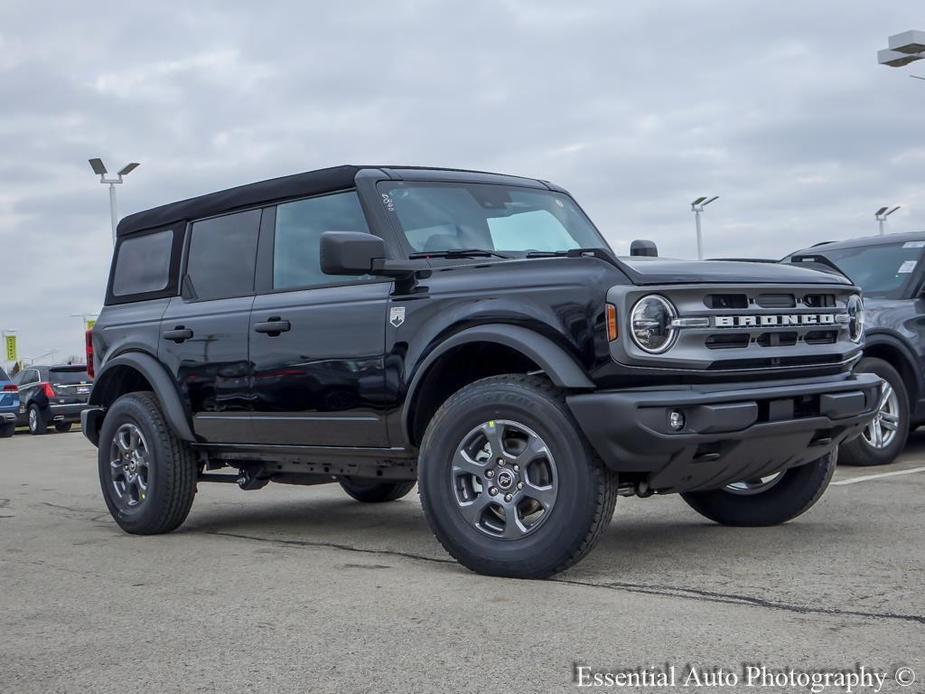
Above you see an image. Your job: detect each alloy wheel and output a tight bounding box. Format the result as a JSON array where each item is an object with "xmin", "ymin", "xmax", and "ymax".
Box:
[
  {"xmin": 862, "ymin": 381, "xmax": 900, "ymax": 450},
  {"xmin": 451, "ymin": 419, "xmax": 558, "ymax": 539},
  {"xmin": 725, "ymin": 472, "xmax": 784, "ymax": 496},
  {"xmin": 109, "ymin": 423, "xmax": 151, "ymax": 510}
]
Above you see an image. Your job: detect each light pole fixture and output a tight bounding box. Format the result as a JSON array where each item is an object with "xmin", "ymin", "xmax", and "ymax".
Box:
[
  {"xmin": 878, "ymin": 30, "xmax": 925, "ymax": 70},
  {"xmin": 89, "ymin": 158, "xmax": 140, "ymax": 245},
  {"xmin": 690, "ymin": 195, "xmax": 719, "ymax": 260},
  {"xmin": 875, "ymin": 206, "xmax": 900, "ymax": 236}
]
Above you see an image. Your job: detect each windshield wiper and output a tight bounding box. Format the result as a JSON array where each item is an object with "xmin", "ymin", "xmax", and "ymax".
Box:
[
  {"xmin": 525, "ymin": 247, "xmax": 610, "ymax": 259},
  {"xmin": 409, "ymin": 249, "xmax": 509, "ymax": 259}
]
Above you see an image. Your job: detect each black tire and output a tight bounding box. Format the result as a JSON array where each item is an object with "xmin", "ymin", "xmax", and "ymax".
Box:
[
  {"xmin": 28, "ymin": 404, "xmax": 47, "ymax": 435},
  {"xmin": 54, "ymin": 422, "xmax": 73, "ymax": 433},
  {"xmin": 0, "ymin": 423, "xmax": 14, "ymax": 438},
  {"xmin": 338, "ymin": 477, "xmax": 416, "ymax": 503},
  {"xmin": 98, "ymin": 391, "xmax": 197, "ymax": 535},
  {"xmin": 680, "ymin": 452, "xmax": 836, "ymax": 526},
  {"xmin": 839, "ymin": 357, "xmax": 909, "ymax": 467},
  {"xmin": 418, "ymin": 374, "xmax": 618, "ymax": 579}
]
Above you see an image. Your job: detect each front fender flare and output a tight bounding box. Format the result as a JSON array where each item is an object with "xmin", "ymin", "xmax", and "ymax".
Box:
[
  {"xmin": 401, "ymin": 323, "xmax": 595, "ymax": 442},
  {"xmin": 90, "ymin": 351, "xmax": 196, "ymax": 442}
]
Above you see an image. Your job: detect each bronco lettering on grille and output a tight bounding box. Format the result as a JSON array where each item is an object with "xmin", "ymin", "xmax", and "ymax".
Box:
[{"xmin": 714, "ymin": 314, "xmax": 838, "ymax": 328}]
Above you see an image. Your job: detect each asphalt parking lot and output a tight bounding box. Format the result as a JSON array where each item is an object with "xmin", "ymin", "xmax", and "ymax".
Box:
[{"xmin": 1, "ymin": 430, "xmax": 923, "ymax": 693}]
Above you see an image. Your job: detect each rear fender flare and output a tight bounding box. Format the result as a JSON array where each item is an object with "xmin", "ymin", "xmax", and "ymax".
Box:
[{"xmin": 90, "ymin": 351, "xmax": 196, "ymax": 442}]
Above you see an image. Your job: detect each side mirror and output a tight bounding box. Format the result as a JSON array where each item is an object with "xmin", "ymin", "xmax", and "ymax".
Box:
[
  {"xmin": 320, "ymin": 231, "xmax": 386, "ymax": 275},
  {"xmin": 630, "ymin": 239, "xmax": 658, "ymax": 257}
]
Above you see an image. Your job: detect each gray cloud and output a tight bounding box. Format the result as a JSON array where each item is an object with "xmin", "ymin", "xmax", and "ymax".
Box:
[{"xmin": 0, "ymin": 0, "xmax": 922, "ymax": 361}]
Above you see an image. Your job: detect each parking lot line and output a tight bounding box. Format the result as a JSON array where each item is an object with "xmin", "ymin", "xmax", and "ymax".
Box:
[{"xmin": 831, "ymin": 466, "xmax": 925, "ymax": 486}]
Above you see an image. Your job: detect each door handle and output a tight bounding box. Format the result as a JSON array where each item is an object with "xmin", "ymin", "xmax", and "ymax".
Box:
[
  {"xmin": 162, "ymin": 327, "xmax": 194, "ymax": 343},
  {"xmin": 254, "ymin": 318, "xmax": 291, "ymax": 336}
]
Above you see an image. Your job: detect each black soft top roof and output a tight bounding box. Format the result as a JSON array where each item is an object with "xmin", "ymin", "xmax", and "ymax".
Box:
[
  {"xmin": 116, "ymin": 164, "xmax": 551, "ymax": 237},
  {"xmin": 117, "ymin": 165, "xmax": 362, "ymax": 236}
]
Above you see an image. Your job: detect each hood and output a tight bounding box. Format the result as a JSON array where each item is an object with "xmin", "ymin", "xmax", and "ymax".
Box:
[{"xmin": 617, "ymin": 257, "xmax": 851, "ymax": 286}]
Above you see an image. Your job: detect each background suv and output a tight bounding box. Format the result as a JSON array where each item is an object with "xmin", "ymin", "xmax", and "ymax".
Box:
[
  {"xmin": 14, "ymin": 364, "xmax": 92, "ymax": 435},
  {"xmin": 789, "ymin": 231, "xmax": 925, "ymax": 466},
  {"xmin": 0, "ymin": 366, "xmax": 18, "ymax": 437}
]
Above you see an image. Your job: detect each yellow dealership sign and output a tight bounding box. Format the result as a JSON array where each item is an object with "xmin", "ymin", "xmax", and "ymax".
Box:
[
  {"xmin": 86, "ymin": 319, "xmax": 96, "ymax": 331},
  {"xmin": 4, "ymin": 334, "xmax": 16, "ymax": 362}
]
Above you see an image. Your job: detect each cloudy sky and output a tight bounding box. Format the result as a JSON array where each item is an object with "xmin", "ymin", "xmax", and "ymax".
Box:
[{"xmin": 0, "ymin": 1, "xmax": 922, "ymax": 363}]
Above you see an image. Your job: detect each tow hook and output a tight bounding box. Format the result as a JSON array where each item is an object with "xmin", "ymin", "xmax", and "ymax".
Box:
[{"xmin": 236, "ymin": 470, "xmax": 269, "ymax": 490}]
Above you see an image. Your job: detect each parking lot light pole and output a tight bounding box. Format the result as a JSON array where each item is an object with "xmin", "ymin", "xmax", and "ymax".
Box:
[
  {"xmin": 875, "ymin": 206, "xmax": 900, "ymax": 236},
  {"xmin": 89, "ymin": 159, "xmax": 140, "ymax": 245},
  {"xmin": 691, "ymin": 195, "xmax": 718, "ymax": 260}
]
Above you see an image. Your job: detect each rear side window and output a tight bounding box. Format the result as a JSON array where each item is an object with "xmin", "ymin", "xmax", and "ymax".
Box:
[
  {"xmin": 187, "ymin": 209, "xmax": 261, "ymax": 301},
  {"xmin": 112, "ymin": 230, "xmax": 174, "ymax": 297},
  {"xmin": 273, "ymin": 192, "xmax": 370, "ymax": 290}
]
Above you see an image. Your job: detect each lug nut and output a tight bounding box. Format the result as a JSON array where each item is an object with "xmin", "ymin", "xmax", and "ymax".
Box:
[
  {"xmin": 517, "ymin": 481, "xmax": 524, "ymax": 490},
  {"xmin": 504, "ymin": 493, "xmax": 513, "ymax": 502},
  {"xmin": 489, "ymin": 487, "xmax": 498, "ymax": 496},
  {"xmin": 485, "ymin": 469, "xmax": 494, "ymax": 478},
  {"xmin": 513, "ymin": 464, "xmax": 520, "ymax": 472},
  {"xmin": 497, "ymin": 459, "xmax": 506, "ymax": 466}
]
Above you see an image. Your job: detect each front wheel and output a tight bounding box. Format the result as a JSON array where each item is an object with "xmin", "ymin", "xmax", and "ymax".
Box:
[
  {"xmin": 839, "ymin": 357, "xmax": 909, "ymax": 466},
  {"xmin": 0, "ymin": 423, "xmax": 14, "ymax": 438},
  {"xmin": 98, "ymin": 392, "xmax": 197, "ymax": 535},
  {"xmin": 418, "ymin": 375, "xmax": 618, "ymax": 579},
  {"xmin": 680, "ymin": 453, "xmax": 836, "ymax": 526},
  {"xmin": 54, "ymin": 422, "xmax": 73, "ymax": 433},
  {"xmin": 338, "ymin": 477, "xmax": 416, "ymax": 503}
]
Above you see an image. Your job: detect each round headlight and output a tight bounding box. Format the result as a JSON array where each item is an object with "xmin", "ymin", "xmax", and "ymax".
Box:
[
  {"xmin": 847, "ymin": 294, "xmax": 864, "ymax": 343},
  {"xmin": 630, "ymin": 295, "xmax": 678, "ymax": 353}
]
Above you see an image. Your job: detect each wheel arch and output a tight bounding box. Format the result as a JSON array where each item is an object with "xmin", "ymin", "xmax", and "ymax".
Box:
[
  {"xmin": 88, "ymin": 351, "xmax": 196, "ymax": 444},
  {"xmin": 402, "ymin": 324, "xmax": 595, "ymax": 446},
  {"xmin": 863, "ymin": 332, "xmax": 921, "ymax": 410}
]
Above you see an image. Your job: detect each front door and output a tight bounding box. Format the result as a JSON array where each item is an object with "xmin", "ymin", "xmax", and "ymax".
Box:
[
  {"xmin": 249, "ymin": 191, "xmax": 391, "ymax": 447},
  {"xmin": 158, "ymin": 209, "xmax": 261, "ymax": 443}
]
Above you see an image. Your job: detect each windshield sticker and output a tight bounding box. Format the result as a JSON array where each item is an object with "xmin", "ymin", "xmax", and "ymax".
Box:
[
  {"xmin": 898, "ymin": 260, "xmax": 917, "ymax": 274},
  {"xmin": 903, "ymin": 241, "xmax": 925, "ymax": 248}
]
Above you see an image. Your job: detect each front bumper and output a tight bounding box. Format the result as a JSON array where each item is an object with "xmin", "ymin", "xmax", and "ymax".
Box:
[
  {"xmin": 567, "ymin": 372, "xmax": 882, "ymax": 493},
  {"xmin": 0, "ymin": 411, "xmax": 16, "ymax": 424}
]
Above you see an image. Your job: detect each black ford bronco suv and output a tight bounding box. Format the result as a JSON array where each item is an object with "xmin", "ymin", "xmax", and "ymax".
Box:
[{"xmin": 83, "ymin": 165, "xmax": 879, "ymax": 578}]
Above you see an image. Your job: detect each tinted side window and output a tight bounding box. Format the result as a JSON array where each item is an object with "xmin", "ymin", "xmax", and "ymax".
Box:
[
  {"xmin": 187, "ymin": 209, "xmax": 261, "ymax": 301},
  {"xmin": 112, "ymin": 230, "xmax": 174, "ymax": 296},
  {"xmin": 273, "ymin": 192, "xmax": 369, "ymax": 290}
]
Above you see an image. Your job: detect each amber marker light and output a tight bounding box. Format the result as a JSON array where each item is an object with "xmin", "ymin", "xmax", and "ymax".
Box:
[{"xmin": 606, "ymin": 304, "xmax": 618, "ymax": 342}]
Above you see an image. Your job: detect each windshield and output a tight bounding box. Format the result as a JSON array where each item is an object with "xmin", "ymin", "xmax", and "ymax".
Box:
[
  {"xmin": 378, "ymin": 182, "xmax": 607, "ymax": 255},
  {"xmin": 813, "ymin": 242, "xmax": 924, "ymax": 298}
]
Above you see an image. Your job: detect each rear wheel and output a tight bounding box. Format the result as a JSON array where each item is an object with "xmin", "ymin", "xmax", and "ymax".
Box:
[
  {"xmin": 681, "ymin": 453, "xmax": 836, "ymax": 526},
  {"xmin": 28, "ymin": 404, "xmax": 47, "ymax": 435},
  {"xmin": 418, "ymin": 375, "xmax": 618, "ymax": 579},
  {"xmin": 98, "ymin": 392, "xmax": 197, "ymax": 535},
  {"xmin": 338, "ymin": 478, "xmax": 416, "ymax": 503},
  {"xmin": 54, "ymin": 422, "xmax": 73, "ymax": 433},
  {"xmin": 0, "ymin": 423, "xmax": 14, "ymax": 438},
  {"xmin": 839, "ymin": 357, "xmax": 909, "ymax": 466}
]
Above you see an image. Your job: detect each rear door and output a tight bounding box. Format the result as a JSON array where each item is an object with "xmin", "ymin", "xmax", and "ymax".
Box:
[
  {"xmin": 159, "ymin": 209, "xmax": 261, "ymax": 443},
  {"xmin": 249, "ymin": 192, "xmax": 391, "ymax": 447}
]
